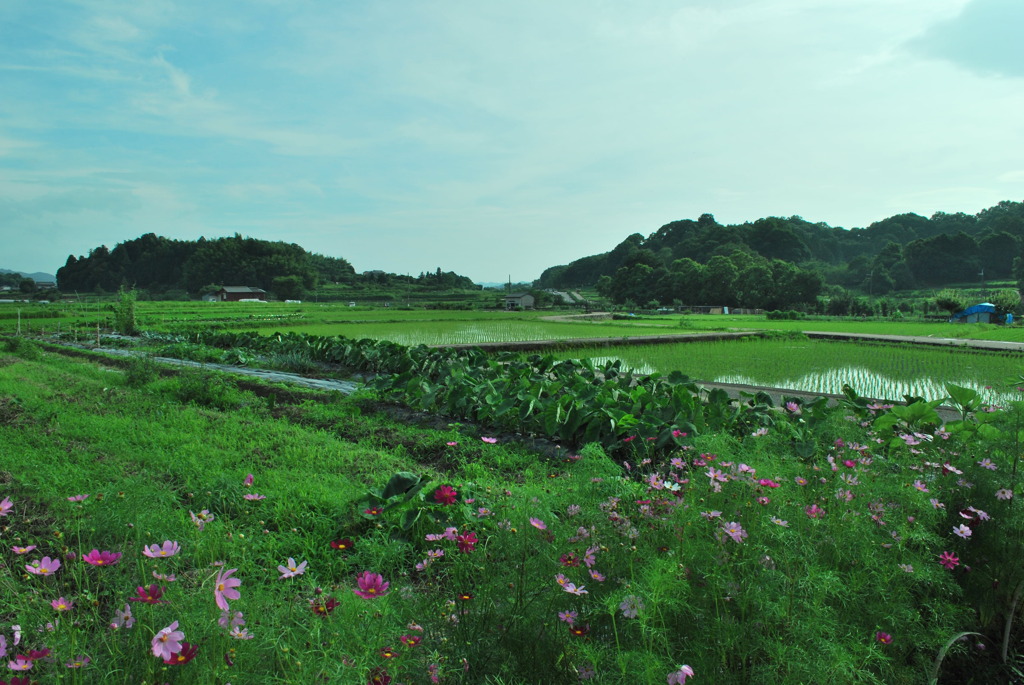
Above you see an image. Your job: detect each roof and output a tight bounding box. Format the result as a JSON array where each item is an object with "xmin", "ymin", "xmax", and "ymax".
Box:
[
  {"xmin": 219, "ymin": 286, "xmax": 266, "ymax": 293},
  {"xmin": 953, "ymin": 302, "xmax": 996, "ymax": 317},
  {"xmin": 505, "ymin": 292, "xmax": 532, "ymax": 298}
]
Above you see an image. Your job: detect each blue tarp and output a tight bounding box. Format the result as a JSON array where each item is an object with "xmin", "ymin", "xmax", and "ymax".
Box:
[{"xmin": 950, "ymin": 302, "xmax": 1009, "ymax": 324}]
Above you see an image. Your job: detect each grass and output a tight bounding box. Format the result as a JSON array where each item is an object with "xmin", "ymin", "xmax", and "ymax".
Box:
[
  {"xmin": 2, "ymin": 341, "xmax": 1024, "ymax": 683},
  {"xmin": 550, "ymin": 337, "xmax": 1024, "ymax": 403}
]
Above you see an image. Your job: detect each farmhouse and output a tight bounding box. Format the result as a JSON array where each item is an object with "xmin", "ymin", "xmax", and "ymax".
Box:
[
  {"xmin": 949, "ymin": 302, "xmax": 1013, "ymax": 325},
  {"xmin": 204, "ymin": 286, "xmax": 268, "ymax": 302},
  {"xmin": 504, "ymin": 292, "xmax": 535, "ymax": 310}
]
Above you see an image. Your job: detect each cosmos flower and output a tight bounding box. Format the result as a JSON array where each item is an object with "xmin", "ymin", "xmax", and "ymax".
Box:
[
  {"xmin": 51, "ymin": 597, "xmax": 74, "ymax": 612},
  {"xmin": 433, "ymin": 485, "xmax": 458, "ymax": 505},
  {"xmin": 129, "ymin": 585, "xmax": 169, "ymax": 605},
  {"xmin": 214, "ymin": 568, "xmax": 241, "ymax": 611},
  {"xmin": 142, "ymin": 541, "xmax": 180, "ymax": 558},
  {"xmin": 353, "ymin": 571, "xmax": 390, "ymax": 599},
  {"xmin": 25, "ymin": 556, "xmax": 61, "ymax": 576},
  {"xmin": 163, "ymin": 642, "xmax": 199, "ymax": 665},
  {"xmin": 151, "ymin": 621, "xmax": 185, "ymax": 660},
  {"xmin": 278, "ymin": 558, "xmax": 308, "ymax": 579},
  {"xmin": 82, "ymin": 549, "xmax": 122, "ymax": 566}
]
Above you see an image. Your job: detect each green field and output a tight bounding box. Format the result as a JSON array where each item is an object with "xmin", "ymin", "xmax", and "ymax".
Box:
[
  {"xmin": 551, "ymin": 337, "xmax": 1024, "ymax": 403},
  {"xmin": 3, "ymin": 331, "xmax": 1022, "ymax": 683}
]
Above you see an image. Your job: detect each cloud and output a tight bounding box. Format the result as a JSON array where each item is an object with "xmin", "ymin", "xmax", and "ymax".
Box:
[{"xmin": 909, "ymin": 0, "xmax": 1024, "ymax": 77}]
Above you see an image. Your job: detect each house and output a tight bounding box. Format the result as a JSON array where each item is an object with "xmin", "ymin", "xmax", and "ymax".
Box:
[
  {"xmin": 504, "ymin": 292, "xmax": 535, "ymax": 310},
  {"xmin": 204, "ymin": 286, "xmax": 267, "ymax": 302},
  {"xmin": 949, "ymin": 302, "xmax": 1013, "ymax": 325}
]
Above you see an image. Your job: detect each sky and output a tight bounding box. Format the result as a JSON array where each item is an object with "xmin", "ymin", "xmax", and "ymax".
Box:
[{"xmin": 1, "ymin": 0, "xmax": 1022, "ymax": 283}]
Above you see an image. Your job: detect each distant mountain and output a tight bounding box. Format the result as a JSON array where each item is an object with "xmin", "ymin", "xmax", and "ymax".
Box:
[{"xmin": 0, "ymin": 268, "xmax": 55, "ymax": 282}]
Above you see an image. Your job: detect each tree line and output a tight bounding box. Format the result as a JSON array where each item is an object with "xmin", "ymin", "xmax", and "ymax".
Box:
[
  {"xmin": 538, "ymin": 201, "xmax": 1024, "ymax": 307},
  {"xmin": 55, "ymin": 233, "xmax": 474, "ymax": 298}
]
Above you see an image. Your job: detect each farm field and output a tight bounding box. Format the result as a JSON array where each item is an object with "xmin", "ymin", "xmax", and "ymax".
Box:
[
  {"xmin": 6, "ymin": 298, "xmax": 1024, "ymax": 344},
  {"xmin": 551, "ymin": 338, "xmax": 1024, "ymax": 403},
  {"xmin": 1, "ymin": 334, "xmax": 1021, "ymax": 683}
]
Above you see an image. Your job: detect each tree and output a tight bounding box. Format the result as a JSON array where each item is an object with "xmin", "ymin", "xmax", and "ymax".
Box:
[
  {"xmin": 272, "ymin": 275, "xmax": 306, "ymax": 301},
  {"xmin": 18, "ymin": 278, "xmax": 36, "ymax": 293},
  {"xmin": 112, "ymin": 286, "xmax": 138, "ymax": 335},
  {"xmin": 701, "ymin": 256, "xmax": 738, "ymax": 306},
  {"xmin": 989, "ymin": 289, "xmax": 1021, "ymax": 315},
  {"xmin": 934, "ymin": 289, "xmax": 967, "ymax": 317}
]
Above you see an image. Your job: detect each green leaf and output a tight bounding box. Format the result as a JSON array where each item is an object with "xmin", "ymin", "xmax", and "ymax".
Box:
[{"xmin": 381, "ymin": 472, "xmax": 423, "ymax": 499}]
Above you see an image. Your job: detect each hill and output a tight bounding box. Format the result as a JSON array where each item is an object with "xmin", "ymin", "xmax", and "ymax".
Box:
[
  {"xmin": 55, "ymin": 233, "xmax": 475, "ymax": 299},
  {"xmin": 0, "ymin": 268, "xmax": 56, "ymax": 283},
  {"xmin": 536, "ymin": 201, "xmax": 1024, "ymax": 300}
]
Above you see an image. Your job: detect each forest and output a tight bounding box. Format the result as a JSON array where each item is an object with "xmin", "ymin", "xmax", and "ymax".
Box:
[
  {"xmin": 54, "ymin": 233, "xmax": 475, "ymax": 298},
  {"xmin": 539, "ymin": 200, "xmax": 1024, "ymax": 308}
]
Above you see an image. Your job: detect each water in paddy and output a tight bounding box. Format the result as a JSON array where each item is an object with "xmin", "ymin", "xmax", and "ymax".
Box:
[{"xmin": 573, "ymin": 339, "xmax": 1024, "ymax": 404}]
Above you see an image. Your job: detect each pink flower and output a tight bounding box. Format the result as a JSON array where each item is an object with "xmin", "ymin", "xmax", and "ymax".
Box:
[
  {"xmin": 996, "ymin": 489, "xmax": 1013, "ymax": 500},
  {"xmin": 244, "ymin": 473, "xmax": 254, "ymax": 487},
  {"xmin": 528, "ymin": 517, "xmax": 547, "ymax": 530},
  {"xmin": 433, "ymin": 485, "xmax": 458, "ymax": 505},
  {"xmin": 26, "ymin": 556, "xmax": 61, "ymax": 576},
  {"xmin": 721, "ymin": 521, "xmax": 748, "ymax": 543},
  {"xmin": 214, "ymin": 568, "xmax": 241, "ymax": 611},
  {"xmin": 938, "ymin": 551, "xmax": 960, "ymax": 570},
  {"xmin": 876, "ymin": 631, "xmax": 893, "ymax": 644},
  {"xmin": 110, "ymin": 603, "xmax": 134, "ymax": 630},
  {"xmin": 142, "ymin": 541, "xmax": 180, "ymax": 558},
  {"xmin": 353, "ymin": 571, "xmax": 390, "ymax": 599},
  {"xmin": 558, "ymin": 610, "xmax": 577, "ymax": 625},
  {"xmin": 953, "ymin": 524, "xmax": 972, "ymax": 539},
  {"xmin": 277, "ymin": 558, "xmax": 308, "ymax": 579},
  {"xmin": 667, "ymin": 664, "xmax": 695, "ymax": 684},
  {"xmin": 8, "ymin": 657, "xmax": 32, "ymax": 671},
  {"xmin": 190, "ymin": 509, "xmax": 215, "ymax": 530},
  {"xmin": 0, "ymin": 496, "xmax": 12, "ymax": 516},
  {"xmin": 446, "ymin": 441, "xmax": 458, "ymax": 446},
  {"xmin": 51, "ymin": 596, "xmax": 73, "ymax": 612},
  {"xmin": 151, "ymin": 621, "xmax": 184, "ymax": 660},
  {"xmin": 82, "ymin": 549, "xmax": 122, "ymax": 566},
  {"xmin": 805, "ymin": 504, "xmax": 825, "ymax": 519},
  {"xmin": 456, "ymin": 531, "xmax": 478, "ymax": 553},
  {"xmin": 66, "ymin": 655, "xmax": 91, "ymax": 668},
  {"xmin": 243, "ymin": 493, "xmax": 265, "ymax": 501},
  {"xmin": 67, "ymin": 494, "xmax": 89, "ymax": 502},
  {"xmin": 11, "ymin": 545, "xmax": 35, "ymax": 555},
  {"xmin": 481, "ymin": 437, "xmax": 497, "ymax": 444},
  {"xmin": 129, "ymin": 585, "xmax": 169, "ymax": 604}
]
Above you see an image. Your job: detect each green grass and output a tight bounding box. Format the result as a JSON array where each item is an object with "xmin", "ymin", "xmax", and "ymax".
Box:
[
  {"xmin": 2, "ymin": 343, "xmax": 1023, "ymax": 683},
  {"xmin": 551, "ymin": 337, "xmax": 1024, "ymax": 402}
]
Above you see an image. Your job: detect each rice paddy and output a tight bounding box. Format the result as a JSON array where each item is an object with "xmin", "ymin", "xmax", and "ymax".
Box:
[{"xmin": 552, "ymin": 337, "xmax": 1024, "ymax": 403}]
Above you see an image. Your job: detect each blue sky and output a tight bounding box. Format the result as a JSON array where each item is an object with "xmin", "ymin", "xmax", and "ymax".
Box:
[{"xmin": 1, "ymin": 0, "xmax": 1022, "ymax": 282}]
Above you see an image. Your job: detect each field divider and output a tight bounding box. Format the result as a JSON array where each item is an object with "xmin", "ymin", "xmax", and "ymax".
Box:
[{"xmin": 431, "ymin": 330, "xmax": 764, "ymax": 352}]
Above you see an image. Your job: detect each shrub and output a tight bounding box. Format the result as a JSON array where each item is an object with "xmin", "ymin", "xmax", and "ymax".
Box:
[{"xmin": 123, "ymin": 354, "xmax": 159, "ymax": 388}]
